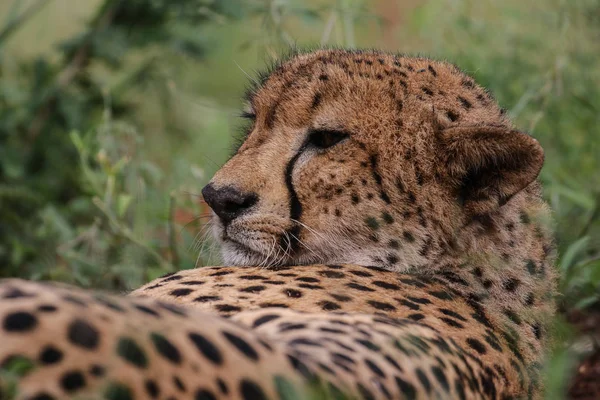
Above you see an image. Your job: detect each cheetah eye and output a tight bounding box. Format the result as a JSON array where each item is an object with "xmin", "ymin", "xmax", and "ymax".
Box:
[{"xmin": 307, "ymin": 129, "xmax": 349, "ymax": 150}]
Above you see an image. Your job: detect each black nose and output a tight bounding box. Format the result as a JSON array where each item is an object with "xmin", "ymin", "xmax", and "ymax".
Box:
[{"xmin": 201, "ymin": 184, "xmax": 258, "ymax": 225}]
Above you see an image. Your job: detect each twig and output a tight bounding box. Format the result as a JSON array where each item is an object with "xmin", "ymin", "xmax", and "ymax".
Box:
[
  {"xmin": 578, "ymin": 192, "xmax": 600, "ymax": 238},
  {"xmin": 93, "ymin": 196, "xmax": 174, "ymax": 272},
  {"xmin": 168, "ymin": 192, "xmax": 180, "ymax": 268},
  {"xmin": 0, "ymin": 0, "xmax": 52, "ymax": 45}
]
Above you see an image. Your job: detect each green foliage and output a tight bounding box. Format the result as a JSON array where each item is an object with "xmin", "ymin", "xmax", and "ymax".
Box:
[{"xmin": 0, "ymin": 0, "xmax": 239, "ymax": 287}]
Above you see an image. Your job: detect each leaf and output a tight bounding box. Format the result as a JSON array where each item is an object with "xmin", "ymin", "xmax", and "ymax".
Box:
[
  {"xmin": 551, "ymin": 184, "xmax": 595, "ymax": 210},
  {"xmin": 560, "ymin": 236, "xmax": 590, "ymax": 273},
  {"xmin": 117, "ymin": 194, "xmax": 133, "ymax": 218}
]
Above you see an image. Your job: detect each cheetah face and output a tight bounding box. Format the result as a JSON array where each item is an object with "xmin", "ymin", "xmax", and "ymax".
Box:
[{"xmin": 202, "ymin": 50, "xmax": 544, "ymax": 269}]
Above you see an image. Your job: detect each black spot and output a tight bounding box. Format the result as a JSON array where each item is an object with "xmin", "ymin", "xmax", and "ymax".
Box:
[
  {"xmin": 223, "ymin": 331, "xmax": 259, "ymax": 361},
  {"xmin": 369, "ymin": 300, "xmax": 400, "ymax": 312},
  {"xmin": 429, "ymin": 291, "xmax": 454, "ymax": 300},
  {"xmin": 169, "ymin": 288, "xmax": 193, "ymax": 297},
  {"xmin": 240, "ymin": 379, "xmax": 267, "ymax": 400},
  {"xmin": 520, "ymin": 211, "xmax": 531, "ymax": 224},
  {"xmin": 311, "ymin": 92, "xmax": 322, "ymax": 109},
  {"xmin": 526, "ymin": 260, "xmax": 537, "ymax": 275},
  {"xmin": 399, "ymin": 278, "xmax": 427, "ymax": 288},
  {"xmin": 365, "ymin": 217, "xmax": 379, "ymax": 230},
  {"xmin": 403, "ymin": 231, "xmax": 415, "ymax": 242},
  {"xmin": 350, "ymin": 269, "xmax": 373, "ymax": 277},
  {"xmin": 503, "ymin": 278, "xmax": 521, "ymax": 292},
  {"xmin": 458, "ymin": 96, "xmax": 472, "ymax": 109},
  {"xmin": 39, "ymin": 346, "xmax": 63, "ymax": 364},
  {"xmin": 415, "ymin": 368, "xmax": 432, "ymax": 393},
  {"xmin": 240, "ymin": 285, "xmax": 266, "ymax": 293},
  {"xmin": 422, "ymin": 87, "xmax": 434, "ymax": 96},
  {"xmin": 351, "ymin": 194, "xmax": 361, "ymax": 204},
  {"xmin": 60, "ymin": 370, "xmax": 86, "ymax": 392},
  {"xmin": 194, "ymin": 295, "xmax": 221, "ymax": 303},
  {"xmin": 439, "ymin": 308, "xmax": 467, "ymax": 321},
  {"xmin": 440, "ymin": 317, "xmax": 464, "ymax": 328},
  {"xmin": 68, "ymin": 319, "xmax": 99, "ymax": 349},
  {"xmin": 117, "ymin": 337, "xmax": 148, "ymax": 368},
  {"xmin": 396, "ymin": 376, "xmax": 417, "ymax": 400},
  {"xmin": 330, "ymin": 293, "xmax": 352, "ymax": 302},
  {"xmin": 346, "ymin": 283, "xmax": 375, "ymax": 292},
  {"xmin": 180, "ymin": 280, "xmax": 205, "ymax": 286},
  {"xmin": 173, "ymin": 376, "xmax": 186, "ymax": 392},
  {"xmin": 428, "ymin": 65, "xmax": 437, "ymax": 76},
  {"xmin": 387, "ymin": 239, "xmax": 400, "ymax": 250},
  {"xmin": 287, "ymin": 354, "xmax": 315, "ymax": 380},
  {"xmin": 319, "ymin": 270, "xmax": 345, "ymax": 279},
  {"xmin": 283, "ymin": 288, "xmax": 303, "ymax": 298},
  {"xmin": 525, "ymin": 293, "xmax": 535, "ymax": 306},
  {"xmin": 252, "ymin": 314, "xmax": 280, "ymax": 327},
  {"xmin": 355, "ymin": 339, "xmax": 380, "ymax": 351},
  {"xmin": 38, "ymin": 304, "xmax": 57, "ymax": 312},
  {"xmin": 357, "ymin": 383, "xmax": 375, "ymax": 400},
  {"xmin": 408, "ymin": 313, "xmax": 425, "ymax": 321},
  {"xmin": 386, "ymin": 254, "xmax": 399, "ymax": 264},
  {"xmin": 29, "ymin": 393, "xmax": 54, "ymax": 400},
  {"xmin": 432, "ymin": 366, "xmax": 450, "ymax": 391},
  {"xmin": 3, "ymin": 311, "xmax": 37, "ymax": 332},
  {"xmin": 407, "ymin": 296, "xmax": 431, "ymax": 305},
  {"xmin": 298, "ymin": 283, "xmax": 324, "ymax": 290},
  {"xmin": 365, "ymin": 358, "xmax": 386, "ymax": 378},
  {"xmin": 195, "ymin": 389, "xmax": 217, "ymax": 400},
  {"xmin": 318, "ymin": 300, "xmax": 342, "ymax": 311},
  {"xmin": 90, "ymin": 364, "xmax": 105, "ymax": 377},
  {"xmin": 372, "ymin": 281, "xmax": 400, "ymax": 290},
  {"xmin": 466, "ymin": 338, "xmax": 487, "ymax": 354},
  {"xmin": 280, "ymin": 323, "xmax": 307, "ymax": 332},
  {"xmin": 134, "ymin": 304, "xmax": 160, "ymax": 317},
  {"xmin": 2, "ymin": 287, "xmax": 34, "ymax": 299},
  {"xmin": 217, "ymin": 378, "xmax": 229, "ymax": 394},
  {"xmin": 258, "ymin": 302, "xmax": 288, "ymax": 308},
  {"xmin": 150, "ymin": 333, "xmax": 181, "ymax": 364},
  {"xmin": 532, "ymin": 323, "xmax": 542, "ymax": 340},
  {"xmin": 188, "ymin": 332, "xmax": 223, "ymax": 365},
  {"xmin": 215, "ymin": 304, "xmax": 242, "ymax": 313},
  {"xmin": 105, "ymin": 383, "xmax": 133, "ymax": 400},
  {"xmin": 446, "ymin": 110, "xmax": 459, "ymax": 122},
  {"xmin": 504, "ymin": 309, "xmax": 522, "ymax": 325},
  {"xmin": 63, "ymin": 295, "xmax": 87, "ymax": 307},
  {"xmin": 145, "ymin": 380, "xmax": 160, "ymax": 398}
]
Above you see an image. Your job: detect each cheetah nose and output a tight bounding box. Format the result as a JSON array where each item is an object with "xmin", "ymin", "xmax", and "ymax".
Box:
[{"xmin": 201, "ymin": 183, "xmax": 258, "ymax": 225}]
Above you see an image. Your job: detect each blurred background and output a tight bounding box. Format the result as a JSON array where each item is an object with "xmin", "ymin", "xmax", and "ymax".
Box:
[{"xmin": 0, "ymin": 0, "xmax": 598, "ymax": 397}]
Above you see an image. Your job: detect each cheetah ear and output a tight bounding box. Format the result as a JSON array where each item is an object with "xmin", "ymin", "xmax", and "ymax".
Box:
[{"xmin": 440, "ymin": 125, "xmax": 544, "ymax": 216}]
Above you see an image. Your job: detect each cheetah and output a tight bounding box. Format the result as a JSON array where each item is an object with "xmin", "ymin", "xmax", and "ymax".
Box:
[{"xmin": 0, "ymin": 49, "xmax": 556, "ymax": 400}]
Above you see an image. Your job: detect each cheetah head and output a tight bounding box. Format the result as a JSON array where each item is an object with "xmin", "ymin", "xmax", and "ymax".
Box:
[{"xmin": 202, "ymin": 49, "xmax": 544, "ymax": 270}]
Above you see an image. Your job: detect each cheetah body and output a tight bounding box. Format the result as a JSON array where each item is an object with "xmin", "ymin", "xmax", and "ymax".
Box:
[{"xmin": 0, "ymin": 49, "xmax": 556, "ymax": 400}]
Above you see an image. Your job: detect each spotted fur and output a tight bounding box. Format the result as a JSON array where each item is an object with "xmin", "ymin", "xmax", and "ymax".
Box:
[{"xmin": 0, "ymin": 49, "xmax": 556, "ymax": 399}]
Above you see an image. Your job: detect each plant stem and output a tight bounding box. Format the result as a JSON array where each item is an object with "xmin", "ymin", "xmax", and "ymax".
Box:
[
  {"xmin": 93, "ymin": 196, "xmax": 173, "ymax": 272},
  {"xmin": 0, "ymin": 0, "xmax": 52, "ymax": 45}
]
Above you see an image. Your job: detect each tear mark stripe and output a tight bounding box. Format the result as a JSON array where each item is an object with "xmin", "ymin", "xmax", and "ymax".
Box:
[{"xmin": 284, "ymin": 144, "xmax": 308, "ymax": 253}]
